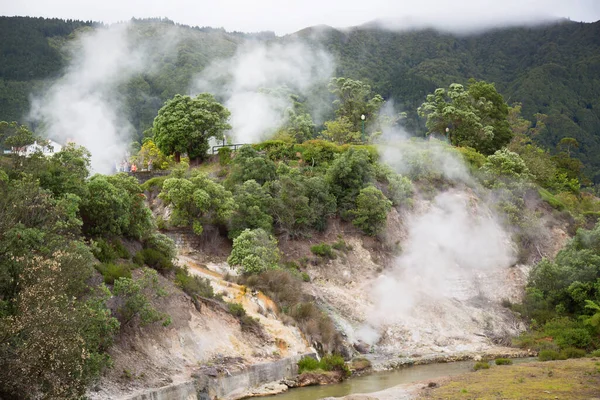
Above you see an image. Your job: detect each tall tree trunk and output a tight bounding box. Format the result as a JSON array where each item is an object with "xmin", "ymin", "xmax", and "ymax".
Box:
[{"xmin": 174, "ymin": 152, "xmax": 181, "ymax": 163}]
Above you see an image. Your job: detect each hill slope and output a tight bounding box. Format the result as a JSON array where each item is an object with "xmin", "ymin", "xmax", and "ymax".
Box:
[{"xmin": 1, "ymin": 17, "xmax": 600, "ymax": 178}]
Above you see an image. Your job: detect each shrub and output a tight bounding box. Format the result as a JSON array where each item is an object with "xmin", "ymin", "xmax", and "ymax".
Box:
[
  {"xmin": 228, "ymin": 302, "xmax": 246, "ymax": 317},
  {"xmin": 218, "ymin": 147, "xmax": 232, "ymax": 166},
  {"xmin": 560, "ymin": 347, "xmax": 586, "ymax": 359},
  {"xmin": 539, "ymin": 349, "xmax": 562, "ymax": 361},
  {"xmin": 310, "ymin": 243, "xmax": 336, "ymax": 259},
  {"xmin": 473, "ymin": 361, "xmax": 490, "ymax": 371},
  {"xmin": 113, "ymin": 269, "xmax": 168, "ymax": 327},
  {"xmin": 351, "ymin": 186, "xmax": 392, "ymax": 236},
  {"xmin": 227, "ymin": 228, "xmax": 280, "ymax": 274},
  {"xmin": 297, "ymin": 355, "xmax": 349, "ymax": 377},
  {"xmin": 494, "ymin": 358, "xmax": 513, "ymax": 365},
  {"xmin": 321, "ymin": 354, "xmax": 350, "ymax": 377},
  {"xmin": 91, "ymin": 238, "xmax": 118, "ymax": 263},
  {"xmin": 240, "ymin": 315, "xmax": 262, "ymax": 333},
  {"xmin": 133, "ymin": 251, "xmax": 145, "ymax": 266},
  {"xmin": 298, "ymin": 356, "xmax": 320, "ymax": 373},
  {"xmin": 143, "ymin": 232, "xmax": 176, "ymax": 261},
  {"xmin": 301, "ymin": 272, "xmax": 310, "ymax": 282},
  {"xmin": 387, "ymin": 174, "xmax": 414, "ymax": 206},
  {"xmin": 140, "ymin": 176, "xmax": 168, "ymax": 192},
  {"xmin": 589, "ymin": 349, "xmax": 600, "ymax": 357},
  {"xmin": 95, "ymin": 263, "xmax": 132, "ymax": 284},
  {"xmin": 554, "ymin": 328, "xmax": 592, "ymax": 350},
  {"xmin": 138, "ymin": 248, "xmax": 173, "ymax": 274},
  {"xmin": 174, "ymin": 267, "xmax": 214, "ymax": 298}
]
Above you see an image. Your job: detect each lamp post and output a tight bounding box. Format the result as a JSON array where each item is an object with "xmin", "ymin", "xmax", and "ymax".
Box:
[
  {"xmin": 361, "ymin": 114, "xmax": 366, "ymax": 143},
  {"xmin": 445, "ymin": 127, "xmax": 450, "ymax": 143},
  {"xmin": 223, "ymin": 134, "xmax": 226, "ymax": 147}
]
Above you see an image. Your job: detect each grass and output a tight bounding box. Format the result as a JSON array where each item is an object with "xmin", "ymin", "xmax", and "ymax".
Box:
[{"xmin": 421, "ymin": 359, "xmax": 600, "ymax": 399}]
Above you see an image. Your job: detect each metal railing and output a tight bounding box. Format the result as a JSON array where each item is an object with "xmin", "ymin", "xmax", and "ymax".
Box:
[{"xmin": 211, "ymin": 143, "xmax": 247, "ymax": 154}]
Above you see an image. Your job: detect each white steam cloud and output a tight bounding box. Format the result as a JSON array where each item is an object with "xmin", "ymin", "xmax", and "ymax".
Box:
[
  {"xmin": 192, "ymin": 41, "xmax": 334, "ymax": 143},
  {"xmin": 356, "ymin": 131, "xmax": 517, "ymax": 347},
  {"xmin": 28, "ymin": 23, "xmax": 179, "ymax": 174}
]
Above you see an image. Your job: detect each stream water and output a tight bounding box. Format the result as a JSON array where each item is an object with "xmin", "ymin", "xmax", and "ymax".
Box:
[{"xmin": 268, "ymin": 358, "xmax": 537, "ymax": 400}]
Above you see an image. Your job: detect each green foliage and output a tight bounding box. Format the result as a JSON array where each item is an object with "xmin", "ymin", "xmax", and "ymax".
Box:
[
  {"xmin": 539, "ymin": 350, "xmax": 561, "ymax": 361},
  {"xmin": 174, "ymin": 267, "xmax": 214, "ymax": 298},
  {"xmin": 112, "ymin": 268, "xmax": 168, "ymax": 327},
  {"xmin": 418, "ymin": 81, "xmax": 512, "ymax": 155},
  {"xmin": 80, "ymin": 173, "xmax": 153, "ymax": 239},
  {"xmin": 328, "ymin": 77, "xmax": 384, "ymax": 134},
  {"xmin": 298, "ymin": 356, "xmax": 320, "ymax": 373},
  {"xmin": 137, "ymin": 248, "xmax": 174, "ymax": 274},
  {"xmin": 144, "ymin": 232, "xmax": 176, "ymax": 261},
  {"xmin": 321, "ymin": 116, "xmax": 360, "ymax": 144},
  {"xmin": 495, "ymin": 358, "xmax": 513, "ymax": 365},
  {"xmin": 482, "ymin": 149, "xmax": 531, "ymax": 186},
  {"xmin": 218, "ymin": 146, "xmax": 232, "ymax": 165},
  {"xmin": 351, "ymin": 186, "xmax": 392, "ymax": 236},
  {"xmin": 96, "ymin": 263, "xmax": 133, "ymax": 284},
  {"xmin": 228, "ymin": 302, "xmax": 246, "ymax": 317},
  {"xmin": 298, "ymin": 140, "xmax": 342, "ymax": 167},
  {"xmin": 473, "ymin": 361, "xmax": 490, "ymax": 371},
  {"xmin": 327, "ymin": 147, "xmax": 375, "ymax": 216},
  {"xmin": 310, "ymin": 243, "xmax": 336, "ymax": 259},
  {"xmin": 227, "ymin": 145, "xmax": 277, "ymax": 186},
  {"xmin": 160, "ymin": 172, "xmax": 234, "ymax": 235},
  {"xmin": 227, "ymin": 228, "xmax": 280, "ymax": 274},
  {"xmin": 297, "ymin": 354, "xmax": 350, "ymax": 377},
  {"xmin": 153, "ymin": 93, "xmax": 231, "ymax": 163},
  {"xmin": 561, "ymin": 347, "xmax": 586, "ymax": 359},
  {"xmin": 387, "ymin": 174, "xmax": 414, "ymax": 206},
  {"xmin": 229, "ymin": 180, "xmax": 273, "ymax": 239}
]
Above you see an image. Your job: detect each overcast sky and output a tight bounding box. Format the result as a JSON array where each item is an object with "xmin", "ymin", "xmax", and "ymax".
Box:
[{"xmin": 3, "ymin": 0, "xmax": 600, "ymax": 35}]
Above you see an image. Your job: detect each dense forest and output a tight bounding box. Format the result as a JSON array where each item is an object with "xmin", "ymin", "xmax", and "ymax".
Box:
[{"xmin": 1, "ymin": 17, "xmax": 600, "ymax": 180}]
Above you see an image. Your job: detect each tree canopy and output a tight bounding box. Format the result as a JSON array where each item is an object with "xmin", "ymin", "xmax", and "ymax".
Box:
[{"xmin": 153, "ymin": 93, "xmax": 231, "ymax": 163}]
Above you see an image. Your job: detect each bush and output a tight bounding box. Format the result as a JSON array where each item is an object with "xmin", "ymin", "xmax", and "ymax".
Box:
[
  {"xmin": 298, "ymin": 356, "xmax": 320, "ymax": 373},
  {"xmin": 95, "ymin": 263, "xmax": 132, "ymax": 284},
  {"xmin": 218, "ymin": 147, "xmax": 232, "ymax": 166},
  {"xmin": 560, "ymin": 347, "xmax": 586, "ymax": 359},
  {"xmin": 301, "ymin": 272, "xmax": 310, "ymax": 282},
  {"xmin": 140, "ymin": 176, "xmax": 168, "ymax": 192},
  {"xmin": 137, "ymin": 248, "xmax": 173, "ymax": 274},
  {"xmin": 144, "ymin": 232, "xmax": 176, "ymax": 261},
  {"xmin": 227, "ymin": 228, "xmax": 280, "ymax": 274},
  {"xmin": 133, "ymin": 251, "xmax": 145, "ymax": 266},
  {"xmin": 494, "ymin": 358, "xmax": 513, "ymax": 365},
  {"xmin": 473, "ymin": 361, "xmax": 490, "ymax": 371},
  {"xmin": 91, "ymin": 238, "xmax": 118, "ymax": 263},
  {"xmin": 588, "ymin": 349, "xmax": 600, "ymax": 357},
  {"xmin": 310, "ymin": 243, "xmax": 336, "ymax": 259},
  {"xmin": 297, "ymin": 355, "xmax": 350, "ymax": 377},
  {"xmin": 351, "ymin": 186, "xmax": 392, "ymax": 236},
  {"xmin": 321, "ymin": 354, "xmax": 350, "ymax": 377},
  {"xmin": 228, "ymin": 302, "xmax": 246, "ymax": 317},
  {"xmin": 174, "ymin": 267, "xmax": 214, "ymax": 298},
  {"xmin": 539, "ymin": 349, "xmax": 562, "ymax": 361}
]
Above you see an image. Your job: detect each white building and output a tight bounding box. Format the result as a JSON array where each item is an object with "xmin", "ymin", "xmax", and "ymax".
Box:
[{"xmin": 10, "ymin": 140, "xmax": 63, "ymax": 157}]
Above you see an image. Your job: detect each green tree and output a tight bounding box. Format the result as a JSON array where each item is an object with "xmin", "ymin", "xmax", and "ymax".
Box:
[
  {"xmin": 229, "ymin": 180, "xmax": 273, "ymax": 239},
  {"xmin": 328, "ymin": 77, "xmax": 384, "ymax": 133},
  {"xmin": 152, "ymin": 93, "xmax": 231, "ymax": 163},
  {"xmin": 326, "ymin": 147, "xmax": 375, "ymax": 216},
  {"xmin": 321, "ymin": 116, "xmax": 360, "ymax": 144},
  {"xmin": 418, "ymin": 81, "xmax": 512, "ymax": 155},
  {"xmin": 113, "ymin": 268, "xmax": 168, "ymax": 327},
  {"xmin": 227, "ymin": 228, "xmax": 280, "ymax": 274},
  {"xmin": 351, "ymin": 186, "xmax": 392, "ymax": 236},
  {"xmin": 226, "ymin": 145, "xmax": 277, "ymax": 186},
  {"xmin": 0, "ymin": 121, "xmax": 36, "ymax": 150},
  {"xmin": 159, "ymin": 172, "xmax": 234, "ymax": 235}
]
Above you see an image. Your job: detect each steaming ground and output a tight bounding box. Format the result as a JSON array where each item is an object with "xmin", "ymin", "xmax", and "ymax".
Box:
[{"xmin": 298, "ymin": 137, "xmax": 565, "ymax": 359}]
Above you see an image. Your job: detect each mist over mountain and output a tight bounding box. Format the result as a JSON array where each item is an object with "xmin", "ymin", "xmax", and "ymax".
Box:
[{"xmin": 1, "ymin": 16, "xmax": 600, "ymax": 178}]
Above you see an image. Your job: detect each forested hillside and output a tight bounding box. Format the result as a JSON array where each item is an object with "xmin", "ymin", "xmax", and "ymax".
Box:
[{"xmin": 1, "ymin": 17, "xmax": 600, "ymax": 179}]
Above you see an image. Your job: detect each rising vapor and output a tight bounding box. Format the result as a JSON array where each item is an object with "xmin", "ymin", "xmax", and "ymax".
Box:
[{"xmin": 191, "ymin": 41, "xmax": 334, "ymax": 143}]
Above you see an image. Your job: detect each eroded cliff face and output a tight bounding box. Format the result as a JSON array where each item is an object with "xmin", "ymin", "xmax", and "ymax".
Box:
[{"xmin": 288, "ymin": 186, "xmax": 568, "ymax": 361}]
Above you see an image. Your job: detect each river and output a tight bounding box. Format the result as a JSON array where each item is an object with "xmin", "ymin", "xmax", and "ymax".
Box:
[{"xmin": 267, "ymin": 358, "xmax": 537, "ymax": 400}]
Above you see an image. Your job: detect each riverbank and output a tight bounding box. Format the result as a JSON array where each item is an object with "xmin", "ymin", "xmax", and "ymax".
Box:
[{"xmin": 329, "ymin": 358, "xmax": 600, "ymax": 400}]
